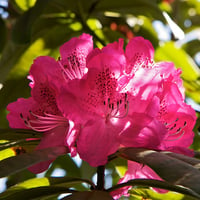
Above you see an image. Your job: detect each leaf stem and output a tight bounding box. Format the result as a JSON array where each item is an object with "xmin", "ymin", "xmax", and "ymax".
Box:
[{"xmin": 96, "ymin": 165, "xmax": 105, "ymax": 190}]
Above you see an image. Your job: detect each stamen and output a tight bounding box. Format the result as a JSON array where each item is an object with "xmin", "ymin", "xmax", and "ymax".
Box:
[
  {"xmin": 165, "ymin": 120, "xmax": 187, "ymax": 141},
  {"xmin": 58, "ymin": 60, "xmax": 74, "ymax": 80},
  {"xmin": 115, "ymin": 101, "xmax": 129, "ymax": 119},
  {"xmin": 20, "ymin": 111, "xmax": 68, "ymax": 132},
  {"xmin": 73, "ymin": 55, "xmax": 82, "ymax": 78},
  {"xmin": 166, "ymin": 131, "xmax": 185, "ymax": 141}
]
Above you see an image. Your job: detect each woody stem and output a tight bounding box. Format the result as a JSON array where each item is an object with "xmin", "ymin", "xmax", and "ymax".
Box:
[{"xmin": 96, "ymin": 165, "xmax": 105, "ymax": 190}]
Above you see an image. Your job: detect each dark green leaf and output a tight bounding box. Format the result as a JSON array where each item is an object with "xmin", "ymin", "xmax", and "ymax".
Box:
[
  {"xmin": 0, "ymin": 138, "xmax": 40, "ymax": 151},
  {"xmin": 62, "ymin": 191, "xmax": 113, "ymax": 200},
  {"xmin": 11, "ymin": 0, "xmax": 51, "ymax": 43},
  {"xmin": 46, "ymin": 154, "xmax": 81, "ymax": 178},
  {"xmin": 0, "ymin": 146, "xmax": 66, "ymax": 178},
  {"xmin": 0, "ymin": 128, "xmax": 41, "ymax": 141},
  {"xmin": 93, "ymin": 0, "xmax": 164, "ymax": 21},
  {"xmin": 118, "ymin": 148, "xmax": 200, "ymax": 196},
  {"xmin": 0, "ymin": 186, "xmax": 74, "ymax": 200},
  {"xmin": 130, "ymin": 188, "xmax": 198, "ymax": 200},
  {"xmin": 0, "ymin": 17, "xmax": 7, "ymax": 53},
  {"xmin": 107, "ymin": 179, "xmax": 200, "ymax": 199}
]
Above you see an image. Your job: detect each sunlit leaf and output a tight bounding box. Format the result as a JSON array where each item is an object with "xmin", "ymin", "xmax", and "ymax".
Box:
[
  {"xmin": 0, "ymin": 128, "xmax": 41, "ymax": 141},
  {"xmin": 14, "ymin": 0, "xmax": 37, "ymax": 11},
  {"xmin": 0, "ymin": 146, "xmax": 66, "ymax": 178},
  {"xmin": 0, "ymin": 186, "xmax": 73, "ymax": 200},
  {"xmin": 0, "ymin": 177, "xmax": 94, "ymax": 200},
  {"xmin": 108, "ymin": 179, "xmax": 200, "ymax": 199},
  {"xmin": 63, "ymin": 191, "xmax": 113, "ymax": 200},
  {"xmin": 130, "ymin": 188, "xmax": 197, "ymax": 200},
  {"xmin": 0, "ymin": 148, "xmax": 15, "ymax": 161}
]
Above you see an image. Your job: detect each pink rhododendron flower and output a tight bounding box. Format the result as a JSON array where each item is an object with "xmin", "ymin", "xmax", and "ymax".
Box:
[
  {"xmin": 7, "ymin": 33, "xmax": 93, "ymax": 173},
  {"xmin": 6, "ymin": 33, "xmax": 196, "ymax": 198},
  {"xmin": 108, "ymin": 37, "xmax": 196, "ymax": 197},
  {"xmin": 7, "ymin": 56, "xmax": 69, "ymax": 173},
  {"xmin": 57, "ymin": 36, "xmax": 196, "ymax": 169},
  {"xmin": 56, "ymin": 35, "xmax": 196, "ymax": 198},
  {"xmin": 111, "ymin": 161, "xmax": 166, "ymax": 199}
]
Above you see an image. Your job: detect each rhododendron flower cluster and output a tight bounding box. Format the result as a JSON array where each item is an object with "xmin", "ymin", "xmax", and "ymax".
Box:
[{"xmin": 7, "ymin": 33, "xmax": 196, "ymax": 196}]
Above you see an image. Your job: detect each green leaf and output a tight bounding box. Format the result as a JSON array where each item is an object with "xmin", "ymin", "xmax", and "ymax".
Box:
[
  {"xmin": 0, "ymin": 146, "xmax": 66, "ymax": 178},
  {"xmin": 5, "ymin": 176, "xmax": 94, "ymax": 190},
  {"xmin": 0, "ymin": 186, "xmax": 73, "ymax": 200},
  {"xmin": 130, "ymin": 188, "xmax": 197, "ymax": 200},
  {"xmin": 155, "ymin": 42, "xmax": 200, "ymax": 80},
  {"xmin": 93, "ymin": 0, "xmax": 164, "ymax": 21},
  {"xmin": 14, "ymin": 0, "xmax": 37, "ymax": 11},
  {"xmin": 46, "ymin": 154, "xmax": 81, "ymax": 178},
  {"xmin": 11, "ymin": 0, "xmax": 50, "ymax": 44},
  {"xmin": 0, "ymin": 177, "xmax": 95, "ymax": 200},
  {"xmin": 0, "ymin": 138, "xmax": 40, "ymax": 151},
  {"xmin": 0, "ymin": 148, "xmax": 15, "ymax": 161},
  {"xmin": 0, "ymin": 17, "xmax": 7, "ymax": 53},
  {"xmin": 118, "ymin": 148, "xmax": 200, "ymax": 197},
  {"xmin": 108, "ymin": 179, "xmax": 200, "ymax": 199},
  {"xmin": 62, "ymin": 191, "xmax": 113, "ymax": 200},
  {"xmin": 0, "ymin": 128, "xmax": 41, "ymax": 141}
]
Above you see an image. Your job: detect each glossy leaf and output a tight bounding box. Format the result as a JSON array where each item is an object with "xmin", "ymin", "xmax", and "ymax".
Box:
[
  {"xmin": 0, "ymin": 148, "xmax": 15, "ymax": 161},
  {"xmin": 0, "ymin": 186, "xmax": 73, "ymax": 200},
  {"xmin": 14, "ymin": 0, "xmax": 37, "ymax": 11},
  {"xmin": 62, "ymin": 191, "xmax": 113, "ymax": 200},
  {"xmin": 0, "ymin": 138, "xmax": 40, "ymax": 151},
  {"xmin": 1, "ymin": 176, "xmax": 94, "ymax": 196},
  {"xmin": 0, "ymin": 128, "xmax": 41, "ymax": 141},
  {"xmin": 0, "ymin": 146, "xmax": 67, "ymax": 178},
  {"xmin": 107, "ymin": 179, "xmax": 200, "ymax": 199},
  {"xmin": 130, "ymin": 188, "xmax": 197, "ymax": 200},
  {"xmin": 118, "ymin": 148, "xmax": 200, "ymax": 196}
]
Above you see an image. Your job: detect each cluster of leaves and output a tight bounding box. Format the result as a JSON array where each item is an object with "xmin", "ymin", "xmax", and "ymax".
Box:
[{"xmin": 0, "ymin": 0, "xmax": 200, "ymax": 199}]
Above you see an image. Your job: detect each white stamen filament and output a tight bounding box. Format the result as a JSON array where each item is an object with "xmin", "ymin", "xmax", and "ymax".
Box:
[
  {"xmin": 57, "ymin": 56, "xmax": 83, "ymax": 80},
  {"xmin": 20, "ymin": 111, "xmax": 68, "ymax": 132}
]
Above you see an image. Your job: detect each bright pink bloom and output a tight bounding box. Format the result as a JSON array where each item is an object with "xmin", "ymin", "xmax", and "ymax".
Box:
[
  {"xmin": 58, "ymin": 33, "xmax": 93, "ymax": 80},
  {"xmin": 109, "ymin": 37, "xmax": 196, "ymax": 197},
  {"xmin": 56, "ymin": 38, "xmax": 168, "ymax": 167},
  {"xmin": 7, "ymin": 56, "xmax": 69, "ymax": 173},
  {"xmin": 7, "ymin": 33, "xmax": 93, "ymax": 173},
  {"xmin": 56, "ymin": 35, "xmax": 196, "ymax": 196}
]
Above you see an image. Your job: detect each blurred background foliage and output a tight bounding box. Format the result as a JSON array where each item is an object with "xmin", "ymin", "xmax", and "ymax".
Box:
[{"xmin": 0, "ymin": 0, "xmax": 200, "ymax": 199}]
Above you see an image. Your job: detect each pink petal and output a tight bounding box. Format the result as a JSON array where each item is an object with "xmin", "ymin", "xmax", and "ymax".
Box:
[
  {"xmin": 87, "ymin": 51, "xmax": 124, "ymax": 79},
  {"xmin": 77, "ymin": 118, "xmax": 120, "ymax": 167},
  {"xmin": 7, "ymin": 97, "xmax": 37, "ymax": 129},
  {"xmin": 112, "ymin": 161, "xmax": 166, "ymax": 199},
  {"xmin": 59, "ymin": 33, "xmax": 93, "ymax": 78},
  {"xmin": 119, "ymin": 116, "xmax": 166, "ymax": 149},
  {"xmin": 29, "ymin": 56, "xmax": 63, "ymax": 88},
  {"xmin": 125, "ymin": 37, "xmax": 154, "ymax": 73},
  {"xmin": 60, "ymin": 33, "xmax": 93, "ymax": 61}
]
